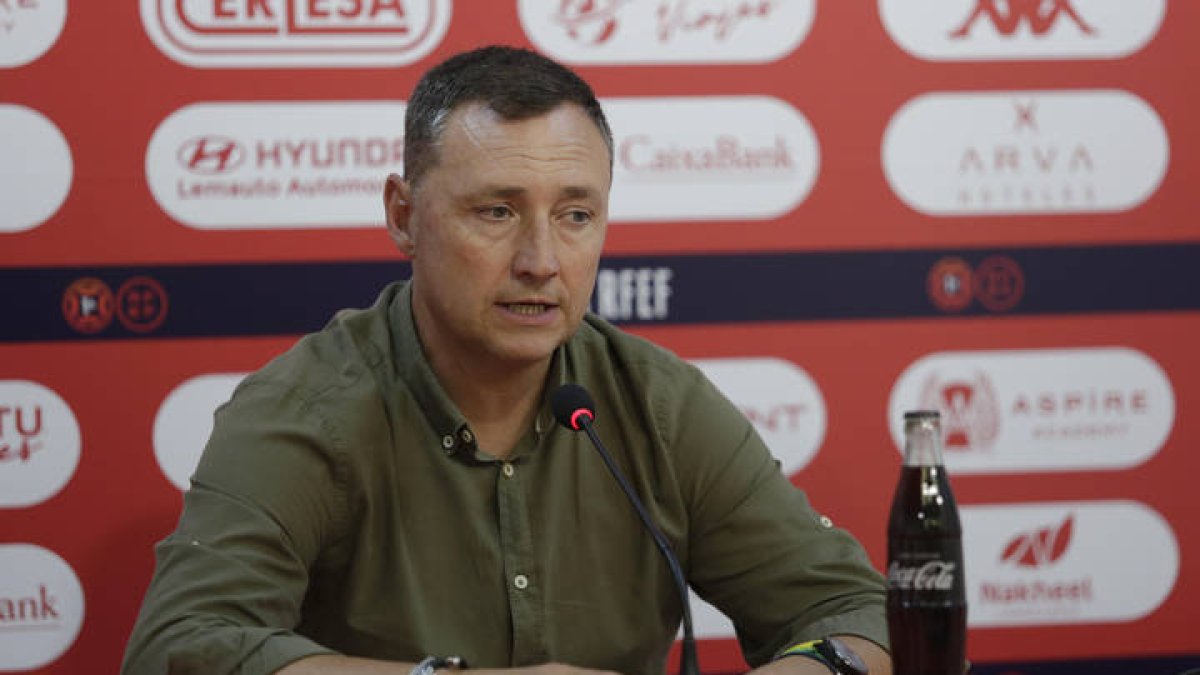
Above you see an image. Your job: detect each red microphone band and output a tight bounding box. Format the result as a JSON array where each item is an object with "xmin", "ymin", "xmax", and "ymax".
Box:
[{"xmin": 569, "ymin": 408, "xmax": 594, "ymax": 430}]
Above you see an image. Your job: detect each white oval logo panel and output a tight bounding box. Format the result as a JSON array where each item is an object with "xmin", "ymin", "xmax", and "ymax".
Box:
[
  {"xmin": 880, "ymin": 0, "xmax": 1165, "ymax": 61},
  {"xmin": 605, "ymin": 96, "xmax": 819, "ymax": 222},
  {"xmin": 0, "ymin": 0, "xmax": 67, "ymax": 67},
  {"xmin": 0, "ymin": 105, "xmax": 73, "ymax": 233},
  {"xmin": 140, "ymin": 0, "xmax": 450, "ymax": 68},
  {"xmin": 963, "ymin": 501, "xmax": 1178, "ymax": 626},
  {"xmin": 882, "ymin": 90, "xmax": 1168, "ymax": 216},
  {"xmin": 146, "ymin": 102, "xmax": 404, "ymax": 230},
  {"xmin": 0, "ymin": 380, "xmax": 80, "ymax": 508},
  {"xmin": 153, "ymin": 373, "xmax": 245, "ymax": 490},
  {"xmin": 691, "ymin": 357, "xmax": 826, "ymax": 476},
  {"xmin": 520, "ymin": 0, "xmax": 813, "ymax": 65},
  {"xmin": 888, "ymin": 348, "xmax": 1174, "ymax": 474},
  {"xmin": 0, "ymin": 543, "xmax": 85, "ymax": 670}
]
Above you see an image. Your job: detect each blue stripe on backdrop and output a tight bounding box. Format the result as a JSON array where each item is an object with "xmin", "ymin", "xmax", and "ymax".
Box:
[
  {"xmin": 969, "ymin": 653, "xmax": 1200, "ymax": 674},
  {"xmin": 2, "ymin": 243, "xmax": 1198, "ymax": 343}
]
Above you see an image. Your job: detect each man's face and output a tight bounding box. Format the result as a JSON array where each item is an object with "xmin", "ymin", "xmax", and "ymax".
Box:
[{"xmin": 387, "ymin": 102, "xmax": 611, "ymax": 373}]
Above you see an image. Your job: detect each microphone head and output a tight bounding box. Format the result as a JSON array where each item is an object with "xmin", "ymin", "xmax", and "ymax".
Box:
[{"xmin": 551, "ymin": 383, "xmax": 596, "ymax": 431}]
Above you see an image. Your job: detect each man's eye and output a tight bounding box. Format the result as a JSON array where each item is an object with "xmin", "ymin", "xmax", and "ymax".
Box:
[
  {"xmin": 480, "ymin": 205, "xmax": 514, "ymax": 220},
  {"xmin": 565, "ymin": 210, "xmax": 592, "ymax": 225}
]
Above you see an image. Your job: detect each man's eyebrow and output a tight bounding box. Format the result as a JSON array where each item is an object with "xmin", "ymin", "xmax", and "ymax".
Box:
[{"xmin": 468, "ymin": 185, "xmax": 600, "ymax": 200}]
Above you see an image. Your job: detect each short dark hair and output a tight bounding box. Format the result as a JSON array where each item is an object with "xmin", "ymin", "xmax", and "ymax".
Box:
[{"xmin": 403, "ymin": 45, "xmax": 613, "ymax": 189}]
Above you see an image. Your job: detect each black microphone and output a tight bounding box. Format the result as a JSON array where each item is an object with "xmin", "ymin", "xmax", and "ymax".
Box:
[{"xmin": 551, "ymin": 383, "xmax": 699, "ymax": 675}]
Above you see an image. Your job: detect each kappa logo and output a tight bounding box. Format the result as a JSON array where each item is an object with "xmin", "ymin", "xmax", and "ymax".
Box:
[
  {"xmin": 1001, "ymin": 514, "xmax": 1074, "ymax": 568},
  {"xmin": 949, "ymin": 0, "xmax": 1096, "ymax": 39},
  {"xmin": 919, "ymin": 371, "xmax": 1000, "ymax": 451},
  {"xmin": 178, "ymin": 136, "xmax": 245, "ymax": 175},
  {"xmin": 878, "ymin": 0, "xmax": 1164, "ymax": 61},
  {"xmin": 141, "ymin": 0, "xmax": 451, "ymax": 68}
]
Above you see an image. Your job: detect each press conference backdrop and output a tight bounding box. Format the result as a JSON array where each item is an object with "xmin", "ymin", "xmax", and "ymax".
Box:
[{"xmin": 2, "ymin": 1, "xmax": 1198, "ymax": 673}]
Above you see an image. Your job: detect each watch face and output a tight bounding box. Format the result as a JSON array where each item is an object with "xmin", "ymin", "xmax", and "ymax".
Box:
[{"xmin": 820, "ymin": 637, "xmax": 869, "ymax": 675}]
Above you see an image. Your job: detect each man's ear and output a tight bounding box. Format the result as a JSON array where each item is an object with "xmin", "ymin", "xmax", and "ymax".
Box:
[{"xmin": 384, "ymin": 173, "xmax": 416, "ymax": 257}]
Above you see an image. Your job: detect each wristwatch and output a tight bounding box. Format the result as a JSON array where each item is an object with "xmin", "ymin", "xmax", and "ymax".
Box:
[
  {"xmin": 409, "ymin": 655, "xmax": 468, "ymax": 675},
  {"xmin": 777, "ymin": 637, "xmax": 868, "ymax": 675}
]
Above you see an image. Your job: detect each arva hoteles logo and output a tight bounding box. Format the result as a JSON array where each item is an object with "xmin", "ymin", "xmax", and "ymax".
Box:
[
  {"xmin": 521, "ymin": 0, "xmax": 813, "ymax": 64},
  {"xmin": 878, "ymin": 0, "xmax": 1165, "ymax": 60},
  {"xmin": 888, "ymin": 348, "xmax": 1175, "ymax": 475},
  {"xmin": 140, "ymin": 0, "xmax": 451, "ymax": 67},
  {"xmin": 962, "ymin": 501, "xmax": 1178, "ymax": 627},
  {"xmin": 883, "ymin": 90, "xmax": 1168, "ymax": 216}
]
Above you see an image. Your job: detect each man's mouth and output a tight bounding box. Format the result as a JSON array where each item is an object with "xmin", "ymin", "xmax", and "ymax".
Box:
[{"xmin": 505, "ymin": 303, "xmax": 553, "ymax": 315}]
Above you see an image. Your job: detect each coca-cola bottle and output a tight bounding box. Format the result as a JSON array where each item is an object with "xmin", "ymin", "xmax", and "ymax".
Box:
[{"xmin": 887, "ymin": 410, "xmax": 967, "ymax": 675}]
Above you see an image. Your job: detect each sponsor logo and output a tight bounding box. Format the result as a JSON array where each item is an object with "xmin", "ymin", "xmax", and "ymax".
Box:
[
  {"xmin": 153, "ymin": 373, "xmax": 245, "ymax": 490},
  {"xmin": 522, "ymin": 0, "xmax": 813, "ymax": 64},
  {"xmin": 879, "ymin": 0, "xmax": 1165, "ymax": 61},
  {"xmin": 116, "ymin": 276, "xmax": 169, "ymax": 334},
  {"xmin": 690, "ymin": 357, "xmax": 826, "ymax": 477},
  {"xmin": 964, "ymin": 501, "xmax": 1178, "ymax": 626},
  {"xmin": 0, "ymin": 544, "xmax": 85, "ymax": 670},
  {"xmin": 0, "ymin": 104, "xmax": 72, "ymax": 233},
  {"xmin": 0, "ymin": 381, "xmax": 80, "ymax": 508},
  {"xmin": 888, "ymin": 560, "xmax": 957, "ymax": 591},
  {"xmin": 0, "ymin": 0, "xmax": 66, "ymax": 67},
  {"xmin": 926, "ymin": 255, "xmax": 1024, "ymax": 313},
  {"xmin": 140, "ymin": 0, "xmax": 450, "ymax": 68},
  {"xmin": 603, "ymin": 96, "xmax": 818, "ymax": 221},
  {"xmin": 889, "ymin": 348, "xmax": 1174, "ymax": 474},
  {"xmin": 883, "ymin": 90, "xmax": 1168, "ymax": 216},
  {"xmin": 145, "ymin": 101, "xmax": 405, "ymax": 230},
  {"xmin": 61, "ymin": 277, "xmax": 115, "ymax": 334},
  {"xmin": 591, "ymin": 266, "xmax": 673, "ymax": 321}
]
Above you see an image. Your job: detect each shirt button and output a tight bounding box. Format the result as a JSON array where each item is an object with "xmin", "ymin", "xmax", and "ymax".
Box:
[
  {"xmin": 502, "ymin": 463, "xmax": 515, "ymax": 478},
  {"xmin": 441, "ymin": 435, "xmax": 454, "ymax": 450},
  {"xmin": 460, "ymin": 428, "xmax": 474, "ymax": 444},
  {"xmin": 819, "ymin": 515, "xmax": 834, "ymax": 528},
  {"xmin": 513, "ymin": 574, "xmax": 529, "ymax": 590}
]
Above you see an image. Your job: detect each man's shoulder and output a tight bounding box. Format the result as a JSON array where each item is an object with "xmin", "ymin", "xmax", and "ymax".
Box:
[{"xmin": 574, "ymin": 313, "xmax": 700, "ymax": 380}]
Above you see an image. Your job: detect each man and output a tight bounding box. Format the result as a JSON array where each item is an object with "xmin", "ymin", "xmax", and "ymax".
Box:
[{"xmin": 123, "ymin": 46, "xmax": 891, "ymax": 675}]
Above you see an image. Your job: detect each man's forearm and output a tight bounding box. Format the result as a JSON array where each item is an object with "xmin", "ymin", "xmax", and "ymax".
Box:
[
  {"xmin": 748, "ymin": 635, "xmax": 892, "ymax": 675},
  {"xmin": 278, "ymin": 656, "xmax": 621, "ymax": 675}
]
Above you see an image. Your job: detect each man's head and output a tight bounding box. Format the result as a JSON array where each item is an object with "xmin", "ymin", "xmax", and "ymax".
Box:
[
  {"xmin": 402, "ymin": 45, "xmax": 613, "ymax": 192},
  {"xmin": 385, "ymin": 46, "xmax": 613, "ymax": 378}
]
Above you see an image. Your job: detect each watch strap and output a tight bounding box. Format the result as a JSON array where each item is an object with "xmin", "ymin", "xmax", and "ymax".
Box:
[{"xmin": 776, "ymin": 640, "xmax": 837, "ymax": 673}]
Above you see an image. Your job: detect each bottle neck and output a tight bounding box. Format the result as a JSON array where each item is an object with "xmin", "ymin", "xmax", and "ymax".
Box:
[{"xmin": 903, "ymin": 415, "xmax": 945, "ymax": 467}]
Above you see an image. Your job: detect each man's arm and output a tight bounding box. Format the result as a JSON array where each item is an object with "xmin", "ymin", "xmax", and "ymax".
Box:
[
  {"xmin": 278, "ymin": 656, "xmax": 620, "ymax": 675},
  {"xmin": 750, "ymin": 636, "xmax": 892, "ymax": 675}
]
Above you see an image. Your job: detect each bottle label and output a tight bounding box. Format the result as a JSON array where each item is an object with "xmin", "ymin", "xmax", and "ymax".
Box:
[{"xmin": 887, "ymin": 560, "xmax": 958, "ymax": 592}]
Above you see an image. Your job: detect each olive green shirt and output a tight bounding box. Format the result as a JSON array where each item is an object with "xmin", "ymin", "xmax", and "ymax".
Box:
[{"xmin": 122, "ymin": 281, "xmax": 887, "ymax": 675}]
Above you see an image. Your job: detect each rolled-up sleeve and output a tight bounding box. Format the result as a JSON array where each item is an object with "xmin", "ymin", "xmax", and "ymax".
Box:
[
  {"xmin": 122, "ymin": 381, "xmax": 349, "ymax": 675},
  {"xmin": 672, "ymin": 373, "xmax": 889, "ymax": 667}
]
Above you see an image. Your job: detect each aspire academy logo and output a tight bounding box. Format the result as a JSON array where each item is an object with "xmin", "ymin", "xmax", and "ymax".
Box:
[
  {"xmin": 919, "ymin": 371, "xmax": 1000, "ymax": 452},
  {"xmin": 141, "ymin": 0, "xmax": 451, "ymax": 68},
  {"xmin": 521, "ymin": 0, "xmax": 812, "ymax": 64},
  {"xmin": 879, "ymin": 0, "xmax": 1164, "ymax": 61}
]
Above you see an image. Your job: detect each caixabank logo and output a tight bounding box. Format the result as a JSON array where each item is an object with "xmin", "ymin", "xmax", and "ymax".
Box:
[
  {"xmin": 520, "ymin": 0, "xmax": 813, "ymax": 64},
  {"xmin": 962, "ymin": 501, "xmax": 1178, "ymax": 626},
  {"xmin": 0, "ymin": 544, "xmax": 85, "ymax": 670},
  {"xmin": 883, "ymin": 90, "xmax": 1168, "ymax": 216},
  {"xmin": 146, "ymin": 101, "xmax": 405, "ymax": 229},
  {"xmin": 140, "ymin": 0, "xmax": 450, "ymax": 67},
  {"xmin": 879, "ymin": 0, "xmax": 1165, "ymax": 60},
  {"xmin": 888, "ymin": 348, "xmax": 1175, "ymax": 475},
  {"xmin": 604, "ymin": 96, "xmax": 819, "ymax": 222}
]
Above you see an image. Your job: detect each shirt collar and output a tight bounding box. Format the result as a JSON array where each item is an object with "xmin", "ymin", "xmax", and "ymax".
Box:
[{"xmin": 387, "ymin": 280, "xmax": 568, "ymax": 462}]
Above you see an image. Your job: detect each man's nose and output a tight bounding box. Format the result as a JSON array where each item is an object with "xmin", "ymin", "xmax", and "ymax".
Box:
[{"xmin": 513, "ymin": 217, "xmax": 561, "ymax": 280}]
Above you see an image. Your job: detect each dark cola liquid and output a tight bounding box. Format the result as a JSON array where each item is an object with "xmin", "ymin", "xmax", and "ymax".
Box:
[{"xmin": 887, "ymin": 465, "xmax": 967, "ymax": 675}]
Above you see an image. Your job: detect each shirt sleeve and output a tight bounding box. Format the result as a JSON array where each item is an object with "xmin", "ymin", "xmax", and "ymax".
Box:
[
  {"xmin": 121, "ymin": 379, "xmax": 349, "ymax": 675},
  {"xmin": 671, "ymin": 370, "xmax": 889, "ymax": 667}
]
